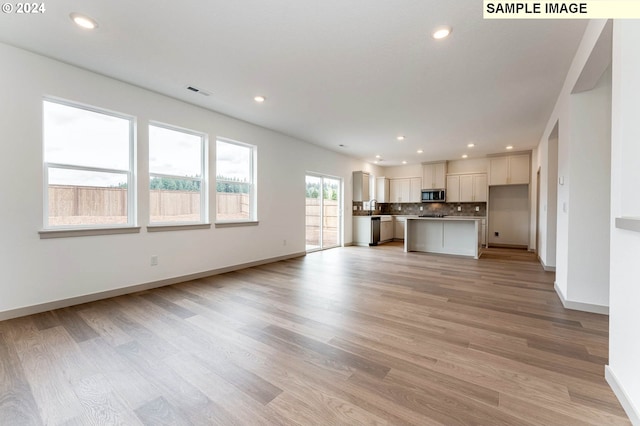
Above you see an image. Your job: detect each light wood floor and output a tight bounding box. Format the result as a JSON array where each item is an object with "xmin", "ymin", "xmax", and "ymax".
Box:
[{"xmin": 0, "ymin": 244, "xmax": 630, "ymax": 425}]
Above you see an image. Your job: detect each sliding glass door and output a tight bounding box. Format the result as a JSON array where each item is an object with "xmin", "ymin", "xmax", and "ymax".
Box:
[{"xmin": 305, "ymin": 174, "xmax": 342, "ymax": 252}]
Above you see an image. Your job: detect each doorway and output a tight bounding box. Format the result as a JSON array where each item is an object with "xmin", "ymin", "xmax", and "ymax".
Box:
[{"xmin": 305, "ymin": 174, "xmax": 342, "ymax": 252}]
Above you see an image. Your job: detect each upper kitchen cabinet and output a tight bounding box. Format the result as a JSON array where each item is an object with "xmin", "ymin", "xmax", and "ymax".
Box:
[
  {"xmin": 446, "ymin": 175, "xmax": 460, "ymax": 202},
  {"xmin": 489, "ymin": 154, "xmax": 530, "ymax": 186},
  {"xmin": 447, "ymin": 173, "xmax": 487, "ymax": 202},
  {"xmin": 410, "ymin": 177, "xmax": 422, "ymax": 202},
  {"xmin": 376, "ymin": 176, "xmax": 390, "ymax": 203},
  {"xmin": 389, "ymin": 177, "xmax": 421, "ymax": 203},
  {"xmin": 422, "ymin": 162, "xmax": 447, "ymax": 189},
  {"xmin": 353, "ymin": 171, "xmax": 371, "ymax": 201}
]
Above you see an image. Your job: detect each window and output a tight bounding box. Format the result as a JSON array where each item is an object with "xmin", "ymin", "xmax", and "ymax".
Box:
[
  {"xmin": 149, "ymin": 123, "xmax": 206, "ymax": 224},
  {"xmin": 43, "ymin": 99, "xmax": 134, "ymax": 229},
  {"xmin": 216, "ymin": 138, "xmax": 256, "ymax": 222}
]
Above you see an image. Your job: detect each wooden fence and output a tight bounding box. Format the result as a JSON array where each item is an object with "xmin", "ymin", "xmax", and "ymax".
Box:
[
  {"xmin": 305, "ymin": 198, "xmax": 340, "ymax": 247},
  {"xmin": 48, "ymin": 185, "xmax": 249, "ymax": 223},
  {"xmin": 47, "ymin": 187, "xmax": 336, "ymax": 239}
]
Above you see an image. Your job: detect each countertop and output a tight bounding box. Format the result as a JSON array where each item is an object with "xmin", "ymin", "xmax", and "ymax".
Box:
[{"xmin": 407, "ymin": 216, "xmax": 483, "ymax": 221}]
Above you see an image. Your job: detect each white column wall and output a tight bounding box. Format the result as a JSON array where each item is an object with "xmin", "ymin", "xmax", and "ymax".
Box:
[
  {"xmin": 535, "ymin": 20, "xmax": 611, "ymax": 311},
  {"xmin": 608, "ymin": 20, "xmax": 640, "ymax": 425},
  {"xmin": 566, "ymin": 66, "xmax": 611, "ymax": 306}
]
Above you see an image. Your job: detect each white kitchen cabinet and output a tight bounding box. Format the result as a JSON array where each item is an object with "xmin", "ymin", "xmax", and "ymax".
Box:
[
  {"xmin": 353, "ymin": 171, "xmax": 370, "ymax": 201},
  {"xmin": 376, "ymin": 177, "xmax": 390, "ymax": 202},
  {"xmin": 473, "ymin": 174, "xmax": 488, "ymax": 202},
  {"xmin": 489, "ymin": 154, "xmax": 530, "ymax": 186},
  {"xmin": 422, "ymin": 162, "xmax": 447, "ymax": 189},
  {"xmin": 447, "ymin": 173, "xmax": 487, "ymax": 202},
  {"xmin": 390, "ymin": 177, "xmax": 421, "ymax": 203},
  {"xmin": 381, "ymin": 220, "xmax": 394, "ymax": 242},
  {"xmin": 390, "ymin": 178, "xmax": 410, "ymax": 203},
  {"xmin": 394, "ymin": 217, "xmax": 406, "ymax": 240},
  {"xmin": 409, "ymin": 177, "xmax": 422, "ymax": 202},
  {"xmin": 446, "ymin": 175, "xmax": 460, "ymax": 202},
  {"xmin": 508, "ymin": 154, "xmax": 531, "ymax": 185},
  {"xmin": 353, "ymin": 217, "xmax": 372, "ymax": 246}
]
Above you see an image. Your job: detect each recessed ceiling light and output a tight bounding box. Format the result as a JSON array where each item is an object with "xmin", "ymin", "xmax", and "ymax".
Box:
[
  {"xmin": 397, "ymin": 136, "xmax": 405, "ymax": 141},
  {"xmin": 506, "ymin": 145, "xmax": 514, "ymax": 150},
  {"xmin": 254, "ymin": 95, "xmax": 266, "ymax": 103},
  {"xmin": 402, "ymin": 161, "xmax": 407, "ymax": 165},
  {"xmin": 375, "ymin": 154, "xmax": 381, "ymax": 159},
  {"xmin": 432, "ymin": 25, "xmax": 452, "ymax": 40},
  {"xmin": 462, "ymin": 154, "xmax": 468, "ymax": 159},
  {"xmin": 70, "ymin": 13, "xmax": 98, "ymax": 30},
  {"xmin": 374, "ymin": 161, "xmax": 378, "ymax": 164},
  {"xmin": 417, "ymin": 149, "xmax": 423, "ymax": 154},
  {"xmin": 467, "ymin": 143, "xmax": 475, "ymax": 148}
]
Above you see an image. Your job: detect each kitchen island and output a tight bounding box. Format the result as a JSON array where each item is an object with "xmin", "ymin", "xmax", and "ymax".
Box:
[{"xmin": 404, "ymin": 217, "xmax": 482, "ymax": 259}]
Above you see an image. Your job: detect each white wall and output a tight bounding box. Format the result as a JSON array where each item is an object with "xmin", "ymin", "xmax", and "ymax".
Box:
[
  {"xmin": 535, "ymin": 18, "xmax": 640, "ymax": 422},
  {"xmin": 488, "ymin": 185, "xmax": 530, "ymax": 246},
  {"xmin": 534, "ymin": 20, "xmax": 612, "ymax": 312},
  {"xmin": 608, "ymin": 20, "xmax": 640, "ymax": 425},
  {"xmin": 0, "ymin": 43, "xmax": 376, "ymax": 318},
  {"xmin": 546, "ymin": 131, "xmax": 559, "ymax": 268},
  {"xmin": 566, "ymin": 66, "xmax": 611, "ymax": 306},
  {"xmin": 534, "ymin": 129, "xmax": 559, "ymax": 268}
]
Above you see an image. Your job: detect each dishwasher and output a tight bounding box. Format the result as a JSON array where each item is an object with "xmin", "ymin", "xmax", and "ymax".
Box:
[{"xmin": 370, "ymin": 217, "xmax": 381, "ymax": 246}]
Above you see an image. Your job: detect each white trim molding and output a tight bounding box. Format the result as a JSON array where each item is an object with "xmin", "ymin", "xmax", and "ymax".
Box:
[
  {"xmin": 606, "ymin": 365, "xmax": 640, "ymax": 425},
  {"xmin": 554, "ymin": 282, "xmax": 609, "ymax": 315},
  {"xmin": 615, "ymin": 217, "xmax": 640, "ymax": 232},
  {"xmin": 539, "ymin": 256, "xmax": 556, "ymax": 272}
]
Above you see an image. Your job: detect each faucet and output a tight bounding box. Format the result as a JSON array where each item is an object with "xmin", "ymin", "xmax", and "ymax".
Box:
[{"xmin": 369, "ymin": 199, "xmax": 377, "ymax": 215}]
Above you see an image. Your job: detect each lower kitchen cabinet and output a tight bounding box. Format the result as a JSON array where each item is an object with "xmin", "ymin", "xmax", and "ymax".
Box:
[
  {"xmin": 381, "ymin": 219, "xmax": 393, "ymax": 242},
  {"xmin": 394, "ymin": 217, "xmax": 406, "ymax": 240}
]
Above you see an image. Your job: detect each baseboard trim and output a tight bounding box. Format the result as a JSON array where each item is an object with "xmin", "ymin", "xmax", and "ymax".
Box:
[
  {"xmin": 538, "ymin": 256, "xmax": 556, "ymax": 272},
  {"xmin": 0, "ymin": 251, "xmax": 306, "ymax": 321},
  {"xmin": 554, "ymin": 282, "xmax": 609, "ymax": 315},
  {"xmin": 606, "ymin": 365, "xmax": 640, "ymax": 425},
  {"xmin": 487, "ymin": 243, "xmax": 528, "ymax": 249}
]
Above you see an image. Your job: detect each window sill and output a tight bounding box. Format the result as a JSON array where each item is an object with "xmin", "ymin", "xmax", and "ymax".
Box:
[
  {"xmin": 39, "ymin": 226, "xmax": 141, "ymax": 239},
  {"xmin": 147, "ymin": 223, "xmax": 211, "ymax": 232},
  {"xmin": 615, "ymin": 217, "xmax": 640, "ymax": 233},
  {"xmin": 215, "ymin": 220, "xmax": 259, "ymax": 228}
]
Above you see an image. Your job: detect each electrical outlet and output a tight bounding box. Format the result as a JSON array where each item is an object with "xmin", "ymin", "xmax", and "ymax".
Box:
[
  {"xmin": 353, "ymin": 205, "xmax": 357, "ymax": 211},
  {"xmin": 398, "ymin": 206, "xmax": 402, "ymax": 211},
  {"xmin": 150, "ymin": 255, "xmax": 158, "ymax": 266},
  {"xmin": 419, "ymin": 206, "xmax": 423, "ymax": 211},
  {"xmin": 475, "ymin": 206, "xmax": 480, "ymax": 212},
  {"xmin": 457, "ymin": 206, "xmax": 462, "ymax": 211},
  {"xmin": 494, "ymin": 232, "xmax": 499, "ymax": 237}
]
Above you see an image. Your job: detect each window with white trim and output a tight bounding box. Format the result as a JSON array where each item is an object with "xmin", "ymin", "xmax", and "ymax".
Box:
[
  {"xmin": 216, "ymin": 139, "xmax": 256, "ymax": 222},
  {"xmin": 43, "ymin": 99, "xmax": 135, "ymax": 228},
  {"xmin": 149, "ymin": 123, "xmax": 206, "ymax": 224}
]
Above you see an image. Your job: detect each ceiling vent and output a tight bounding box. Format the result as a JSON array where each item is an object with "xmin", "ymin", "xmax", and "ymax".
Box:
[{"xmin": 186, "ymin": 86, "xmax": 211, "ymax": 96}]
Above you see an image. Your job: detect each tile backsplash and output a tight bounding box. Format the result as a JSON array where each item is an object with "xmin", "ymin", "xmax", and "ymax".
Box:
[{"xmin": 353, "ymin": 202, "xmax": 486, "ymax": 217}]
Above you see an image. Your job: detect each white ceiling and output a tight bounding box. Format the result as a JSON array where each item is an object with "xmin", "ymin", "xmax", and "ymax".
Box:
[{"xmin": 0, "ymin": 1, "xmax": 587, "ymax": 166}]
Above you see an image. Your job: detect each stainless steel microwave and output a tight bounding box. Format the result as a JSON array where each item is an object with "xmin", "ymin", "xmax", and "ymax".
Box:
[{"xmin": 421, "ymin": 189, "xmax": 445, "ymax": 202}]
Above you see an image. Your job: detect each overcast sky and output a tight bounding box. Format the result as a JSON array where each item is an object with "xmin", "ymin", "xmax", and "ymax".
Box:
[{"xmin": 44, "ymin": 100, "xmax": 249, "ymax": 187}]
